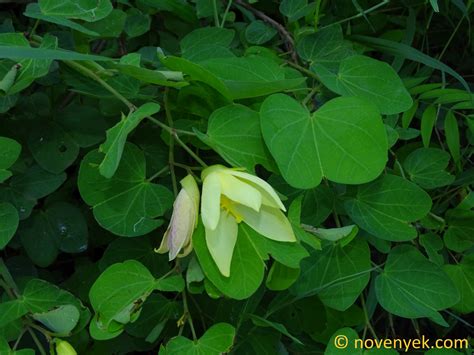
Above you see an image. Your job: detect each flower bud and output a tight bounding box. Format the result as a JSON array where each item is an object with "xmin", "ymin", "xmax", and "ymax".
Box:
[
  {"xmin": 55, "ymin": 339, "xmax": 77, "ymax": 355},
  {"xmin": 156, "ymin": 175, "xmax": 199, "ymax": 260}
]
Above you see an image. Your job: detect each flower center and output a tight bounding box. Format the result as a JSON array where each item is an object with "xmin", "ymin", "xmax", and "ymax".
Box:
[{"xmin": 220, "ymin": 195, "xmax": 243, "ymax": 223}]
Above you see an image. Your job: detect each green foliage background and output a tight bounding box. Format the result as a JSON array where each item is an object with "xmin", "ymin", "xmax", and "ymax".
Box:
[{"xmin": 0, "ymin": 0, "xmax": 473, "ymax": 353}]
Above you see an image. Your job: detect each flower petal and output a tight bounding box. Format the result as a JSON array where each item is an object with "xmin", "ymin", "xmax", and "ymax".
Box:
[
  {"xmin": 201, "ymin": 172, "xmax": 221, "ymax": 230},
  {"xmin": 219, "ymin": 173, "xmax": 262, "ymax": 212},
  {"xmin": 235, "ymin": 204, "xmax": 296, "ymax": 242},
  {"xmin": 227, "ymin": 170, "xmax": 286, "ymax": 211},
  {"xmin": 155, "ymin": 227, "xmax": 170, "ymax": 254},
  {"xmin": 180, "ymin": 174, "xmax": 200, "ymax": 227},
  {"xmin": 205, "ymin": 211, "xmax": 238, "ymax": 277},
  {"xmin": 168, "ymin": 190, "xmax": 195, "ymax": 260}
]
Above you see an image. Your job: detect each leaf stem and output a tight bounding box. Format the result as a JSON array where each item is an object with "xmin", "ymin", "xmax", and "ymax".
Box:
[
  {"xmin": 27, "ymin": 328, "xmax": 47, "ymax": 355},
  {"xmin": 286, "ymin": 61, "xmax": 320, "ymax": 80},
  {"xmin": 182, "ymin": 289, "xmax": 198, "ymax": 340},
  {"xmin": 147, "ymin": 166, "xmax": 170, "ymax": 182},
  {"xmin": 164, "ymin": 88, "xmax": 178, "ymax": 196},
  {"xmin": 212, "ymin": 0, "xmax": 220, "ymax": 27},
  {"xmin": 220, "ymin": 0, "xmax": 233, "ymax": 27},
  {"xmin": 64, "ymin": 60, "xmax": 135, "ymax": 111},
  {"xmin": 360, "ymin": 294, "xmax": 378, "ymax": 340}
]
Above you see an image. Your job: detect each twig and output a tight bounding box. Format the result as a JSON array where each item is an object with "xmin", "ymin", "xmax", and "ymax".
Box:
[{"xmin": 234, "ymin": 0, "xmax": 298, "ymax": 62}]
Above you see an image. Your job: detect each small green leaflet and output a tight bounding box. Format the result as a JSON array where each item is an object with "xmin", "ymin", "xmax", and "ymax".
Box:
[
  {"xmin": 443, "ymin": 254, "xmax": 474, "ymax": 314},
  {"xmin": 245, "ymin": 21, "xmax": 277, "ymax": 45},
  {"xmin": 180, "ymin": 27, "xmax": 235, "ymax": 62},
  {"xmin": 0, "ymin": 202, "xmax": 19, "ymax": 249},
  {"xmin": 99, "ymin": 103, "xmax": 160, "ymax": 178},
  {"xmin": 345, "ymin": 174, "xmax": 432, "ymax": 241},
  {"xmin": 314, "ymin": 55, "xmax": 413, "ymax": 115},
  {"xmin": 78, "ymin": 143, "xmax": 173, "ymax": 237},
  {"xmin": 375, "ymin": 245, "xmax": 459, "ymax": 326},
  {"xmin": 260, "ymin": 94, "xmax": 388, "ymax": 189}
]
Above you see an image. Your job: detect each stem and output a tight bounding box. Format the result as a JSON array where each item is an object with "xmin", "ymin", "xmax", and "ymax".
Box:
[
  {"xmin": 182, "ymin": 290, "xmax": 198, "ymax": 341},
  {"xmin": 0, "ymin": 258, "xmax": 19, "ymax": 296},
  {"xmin": 438, "ymin": 16, "xmax": 464, "ymax": 60},
  {"xmin": 27, "ymin": 328, "xmax": 47, "ymax": 355},
  {"xmin": 234, "ymin": 0, "xmax": 298, "ymax": 62},
  {"xmin": 64, "ymin": 60, "xmax": 135, "ymax": 111},
  {"xmin": 164, "ymin": 89, "xmax": 178, "ymax": 197},
  {"xmin": 147, "ymin": 166, "xmax": 170, "ymax": 182},
  {"xmin": 13, "ymin": 328, "xmax": 27, "ymax": 350},
  {"xmin": 314, "ymin": 0, "xmax": 322, "ymax": 30},
  {"xmin": 286, "ymin": 61, "xmax": 320, "ymax": 80},
  {"xmin": 174, "ymin": 134, "xmax": 208, "ymax": 167},
  {"xmin": 29, "ymin": 19, "xmax": 40, "ymax": 38},
  {"xmin": 220, "ymin": 0, "xmax": 233, "ymax": 27},
  {"xmin": 318, "ymin": 0, "xmax": 389, "ymax": 30},
  {"xmin": 212, "ymin": 0, "xmax": 220, "ymax": 27},
  {"xmin": 302, "ymin": 86, "xmax": 318, "ymax": 106},
  {"xmin": 360, "ymin": 294, "xmax": 378, "ymax": 340}
]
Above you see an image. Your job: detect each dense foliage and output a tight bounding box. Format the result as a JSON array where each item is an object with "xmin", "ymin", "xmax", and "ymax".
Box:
[{"xmin": 0, "ymin": 0, "xmax": 473, "ymax": 354}]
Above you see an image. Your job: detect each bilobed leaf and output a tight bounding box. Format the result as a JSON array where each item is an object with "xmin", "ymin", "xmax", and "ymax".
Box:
[
  {"xmin": 297, "ymin": 25, "xmax": 354, "ymax": 70},
  {"xmin": 403, "ymin": 148, "xmax": 454, "ymax": 189},
  {"xmin": 163, "ymin": 323, "xmax": 235, "ymax": 354},
  {"xmin": 375, "ymin": 245, "xmax": 459, "ymax": 326},
  {"xmin": 0, "ymin": 136, "xmax": 21, "ymax": 183},
  {"xmin": 314, "ymin": 55, "xmax": 413, "ymax": 114},
  {"xmin": 89, "ymin": 260, "xmax": 156, "ymax": 329},
  {"xmin": 280, "ymin": 0, "xmax": 316, "ymax": 21},
  {"xmin": 78, "ymin": 143, "xmax": 173, "ymax": 237},
  {"xmin": 291, "ymin": 238, "xmax": 371, "ymax": 311},
  {"xmin": 196, "ymin": 104, "xmax": 276, "ymax": 173},
  {"xmin": 444, "ymin": 209, "xmax": 474, "ymax": 252},
  {"xmin": 39, "ymin": 0, "xmax": 113, "ymax": 22},
  {"xmin": 260, "ymin": 94, "xmax": 387, "ymax": 189},
  {"xmin": 0, "ymin": 202, "xmax": 19, "ymax": 249},
  {"xmin": 99, "ymin": 103, "xmax": 160, "ymax": 178},
  {"xmin": 345, "ymin": 174, "xmax": 432, "ymax": 241}
]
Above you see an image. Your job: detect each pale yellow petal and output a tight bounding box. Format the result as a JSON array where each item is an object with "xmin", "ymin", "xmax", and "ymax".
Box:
[
  {"xmin": 219, "ymin": 173, "xmax": 262, "ymax": 212},
  {"xmin": 227, "ymin": 170, "xmax": 286, "ymax": 211},
  {"xmin": 155, "ymin": 228, "xmax": 170, "ymax": 254},
  {"xmin": 201, "ymin": 172, "xmax": 221, "ymax": 230},
  {"xmin": 205, "ymin": 211, "xmax": 238, "ymax": 277},
  {"xmin": 235, "ymin": 204, "xmax": 296, "ymax": 242}
]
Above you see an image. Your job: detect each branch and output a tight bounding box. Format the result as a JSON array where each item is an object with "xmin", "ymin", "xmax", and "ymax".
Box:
[{"xmin": 234, "ymin": 0, "xmax": 298, "ymax": 62}]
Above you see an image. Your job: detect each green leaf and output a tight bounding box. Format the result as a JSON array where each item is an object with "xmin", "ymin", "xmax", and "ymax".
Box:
[
  {"xmin": 89, "ymin": 260, "xmax": 156, "ymax": 330},
  {"xmin": 351, "ymin": 35, "xmax": 471, "ymax": 94},
  {"xmin": 0, "ymin": 202, "xmax": 19, "ymax": 249},
  {"xmin": 0, "ymin": 300, "xmax": 28, "ymax": 327},
  {"xmin": 201, "ymin": 56, "xmax": 305, "ymax": 99},
  {"xmin": 196, "ymin": 104, "xmax": 275, "ymax": 173},
  {"xmin": 124, "ymin": 8, "xmax": 151, "ymax": 38},
  {"xmin": 345, "ymin": 174, "xmax": 432, "ymax": 241},
  {"xmin": 291, "ymin": 238, "xmax": 371, "ymax": 311},
  {"xmin": 444, "ymin": 111, "xmax": 461, "ymax": 169},
  {"xmin": 23, "ymin": 4, "xmax": 100, "ymax": 36},
  {"xmin": 403, "ymin": 148, "xmax": 454, "ymax": 189},
  {"xmin": 27, "ymin": 121, "xmax": 79, "ymax": 174},
  {"xmin": 9, "ymin": 165, "xmax": 66, "ymax": 200},
  {"xmin": 260, "ymin": 94, "xmax": 387, "ymax": 189},
  {"xmin": 297, "ymin": 25, "xmax": 354, "ymax": 71},
  {"xmin": 420, "ymin": 105, "xmax": 437, "ymax": 147},
  {"xmin": 443, "ymin": 254, "xmax": 474, "ymax": 314},
  {"xmin": 444, "ymin": 209, "xmax": 474, "ymax": 252},
  {"xmin": 245, "ymin": 21, "xmax": 277, "ymax": 45},
  {"xmin": 375, "ymin": 245, "xmax": 460, "ymax": 326},
  {"xmin": 99, "ymin": 103, "xmax": 160, "ymax": 178},
  {"xmin": 314, "ymin": 55, "xmax": 413, "ymax": 114},
  {"xmin": 162, "ymin": 323, "xmax": 235, "ymax": 354},
  {"xmin": 78, "ymin": 143, "xmax": 173, "ymax": 237},
  {"xmin": 0, "ymin": 136, "xmax": 21, "ymax": 183},
  {"xmin": 155, "ymin": 275, "xmax": 185, "ymax": 292},
  {"xmin": 193, "ymin": 222, "xmax": 265, "ymax": 300},
  {"xmin": 83, "ymin": 9, "xmax": 127, "ymax": 38},
  {"xmin": 280, "ymin": 0, "xmax": 316, "ymax": 22},
  {"xmin": 324, "ymin": 327, "xmax": 362, "ymax": 355},
  {"xmin": 181, "ymin": 27, "xmax": 235, "ymax": 62},
  {"xmin": 32, "ymin": 304, "xmax": 80, "ymax": 334},
  {"xmin": 39, "ymin": 0, "xmax": 113, "ymax": 22},
  {"xmin": 266, "ymin": 262, "xmax": 300, "ymax": 291},
  {"xmin": 0, "ymin": 46, "xmax": 112, "ymax": 62}
]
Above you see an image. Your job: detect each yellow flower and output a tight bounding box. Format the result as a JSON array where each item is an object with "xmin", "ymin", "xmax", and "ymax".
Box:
[
  {"xmin": 201, "ymin": 165, "xmax": 295, "ymax": 277},
  {"xmin": 156, "ymin": 175, "xmax": 199, "ymax": 260},
  {"xmin": 55, "ymin": 339, "xmax": 77, "ymax": 355}
]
